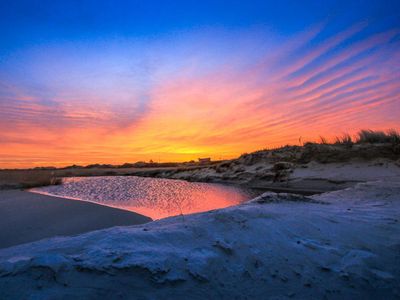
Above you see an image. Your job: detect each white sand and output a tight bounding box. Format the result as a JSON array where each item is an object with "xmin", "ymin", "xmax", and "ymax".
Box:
[
  {"xmin": 166, "ymin": 159, "xmax": 400, "ymax": 193},
  {"xmin": 0, "ymin": 180, "xmax": 399, "ymax": 299}
]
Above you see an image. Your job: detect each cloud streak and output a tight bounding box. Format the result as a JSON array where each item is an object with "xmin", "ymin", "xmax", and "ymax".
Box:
[{"xmin": 0, "ymin": 23, "xmax": 399, "ymax": 168}]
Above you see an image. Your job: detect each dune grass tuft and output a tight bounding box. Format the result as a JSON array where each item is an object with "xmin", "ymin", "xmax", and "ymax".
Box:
[
  {"xmin": 319, "ymin": 136, "xmax": 329, "ymax": 144},
  {"xmin": 313, "ymin": 129, "xmax": 400, "ymax": 146},
  {"xmin": 357, "ymin": 129, "xmax": 400, "ymax": 144},
  {"xmin": 335, "ymin": 133, "xmax": 353, "ymax": 146}
]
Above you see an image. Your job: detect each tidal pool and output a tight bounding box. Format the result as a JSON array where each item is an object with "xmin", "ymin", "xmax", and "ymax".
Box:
[{"xmin": 31, "ymin": 176, "xmax": 258, "ymax": 219}]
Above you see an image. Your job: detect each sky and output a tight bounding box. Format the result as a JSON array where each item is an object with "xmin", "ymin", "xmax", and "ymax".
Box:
[{"xmin": 0, "ymin": 0, "xmax": 399, "ymax": 168}]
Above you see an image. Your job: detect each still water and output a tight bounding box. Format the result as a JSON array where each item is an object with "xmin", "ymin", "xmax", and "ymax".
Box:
[{"xmin": 32, "ymin": 176, "xmax": 258, "ymax": 219}]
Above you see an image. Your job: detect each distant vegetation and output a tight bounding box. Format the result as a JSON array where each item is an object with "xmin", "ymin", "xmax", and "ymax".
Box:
[
  {"xmin": 0, "ymin": 170, "xmax": 62, "ymax": 189},
  {"xmin": 30, "ymin": 160, "xmax": 220, "ymax": 171},
  {"xmin": 0, "ymin": 161, "xmax": 222, "ymax": 190},
  {"xmin": 1, "ymin": 129, "xmax": 398, "ymax": 190}
]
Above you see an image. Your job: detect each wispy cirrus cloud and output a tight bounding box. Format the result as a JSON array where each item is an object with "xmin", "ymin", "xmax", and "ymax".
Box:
[{"xmin": 0, "ymin": 22, "xmax": 399, "ymax": 168}]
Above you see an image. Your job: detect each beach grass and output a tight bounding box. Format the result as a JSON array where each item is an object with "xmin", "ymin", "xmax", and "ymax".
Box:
[
  {"xmin": 1, "ymin": 129, "xmax": 399, "ymax": 189},
  {"xmin": 331, "ymin": 129, "xmax": 400, "ymax": 145},
  {"xmin": 0, "ymin": 170, "xmax": 62, "ymax": 189}
]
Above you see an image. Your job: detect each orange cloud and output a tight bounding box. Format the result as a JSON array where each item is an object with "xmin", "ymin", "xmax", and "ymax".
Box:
[{"xmin": 0, "ymin": 25, "xmax": 399, "ymax": 168}]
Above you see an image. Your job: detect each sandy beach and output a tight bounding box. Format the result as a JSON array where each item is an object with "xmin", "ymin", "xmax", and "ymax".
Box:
[
  {"xmin": 1, "ymin": 0, "xmax": 399, "ymax": 297},
  {"xmin": 0, "ymin": 190, "xmax": 151, "ymax": 249},
  {"xmin": 0, "ymin": 144, "xmax": 399, "ymax": 298},
  {"xmin": 1, "ymin": 180, "xmax": 399, "ymax": 299},
  {"xmin": 130, "ymin": 144, "xmax": 400, "ymax": 194}
]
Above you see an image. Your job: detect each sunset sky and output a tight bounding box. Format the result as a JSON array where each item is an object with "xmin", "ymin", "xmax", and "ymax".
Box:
[{"xmin": 1, "ymin": 1, "xmax": 399, "ymax": 168}]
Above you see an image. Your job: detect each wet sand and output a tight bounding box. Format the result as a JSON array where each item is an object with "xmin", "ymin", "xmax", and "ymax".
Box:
[{"xmin": 0, "ymin": 190, "xmax": 152, "ymax": 249}]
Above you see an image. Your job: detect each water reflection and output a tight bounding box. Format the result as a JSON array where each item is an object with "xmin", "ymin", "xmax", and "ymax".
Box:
[{"xmin": 32, "ymin": 176, "xmax": 258, "ymax": 219}]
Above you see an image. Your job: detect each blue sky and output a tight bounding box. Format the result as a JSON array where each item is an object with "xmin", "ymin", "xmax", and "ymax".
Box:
[
  {"xmin": 0, "ymin": 1, "xmax": 399, "ymax": 167},
  {"xmin": 1, "ymin": 1, "xmax": 399, "ymax": 48}
]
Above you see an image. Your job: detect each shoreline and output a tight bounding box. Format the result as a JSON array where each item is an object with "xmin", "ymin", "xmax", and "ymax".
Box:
[
  {"xmin": 1, "ymin": 179, "xmax": 399, "ymax": 298},
  {"xmin": 0, "ymin": 189, "xmax": 152, "ymax": 249},
  {"xmin": 28, "ymin": 188, "xmax": 144, "ymax": 216},
  {"xmin": 2, "ymin": 155, "xmax": 398, "ymax": 250},
  {"xmin": 132, "ymin": 171, "xmax": 362, "ymax": 195},
  {"xmin": 0, "ymin": 175, "xmax": 334, "ymax": 250}
]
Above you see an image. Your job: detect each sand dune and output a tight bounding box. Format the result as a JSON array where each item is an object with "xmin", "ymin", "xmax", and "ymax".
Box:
[
  {"xmin": 138, "ymin": 143, "xmax": 400, "ymax": 194},
  {"xmin": 0, "ymin": 180, "xmax": 399, "ymax": 299}
]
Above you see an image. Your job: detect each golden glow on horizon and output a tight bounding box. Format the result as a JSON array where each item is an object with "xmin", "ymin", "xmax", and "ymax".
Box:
[{"xmin": 0, "ymin": 25, "xmax": 399, "ymax": 168}]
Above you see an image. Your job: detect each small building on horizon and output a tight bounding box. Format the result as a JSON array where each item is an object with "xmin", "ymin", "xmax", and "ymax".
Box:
[{"xmin": 198, "ymin": 157, "xmax": 211, "ymax": 164}]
